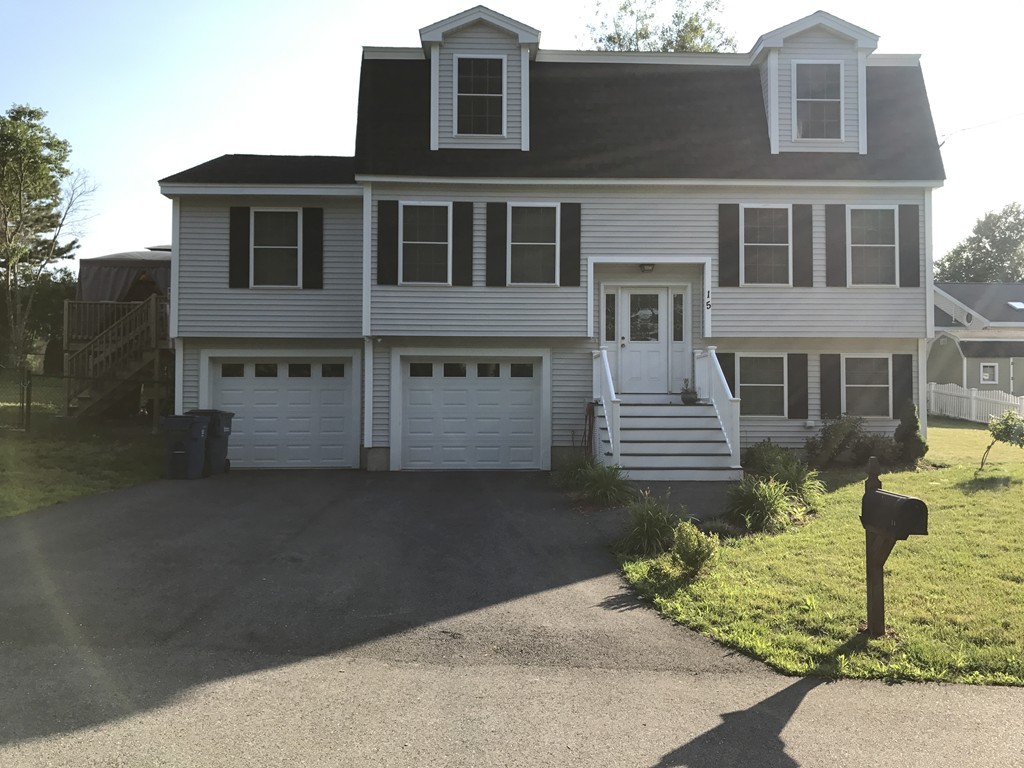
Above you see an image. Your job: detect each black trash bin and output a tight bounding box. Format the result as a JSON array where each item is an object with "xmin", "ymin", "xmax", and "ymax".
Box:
[
  {"xmin": 161, "ymin": 414, "xmax": 210, "ymax": 480},
  {"xmin": 187, "ymin": 409, "xmax": 234, "ymax": 476}
]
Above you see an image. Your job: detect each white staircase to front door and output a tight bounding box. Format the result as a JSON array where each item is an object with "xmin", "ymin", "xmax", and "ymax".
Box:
[{"xmin": 596, "ymin": 395, "xmax": 742, "ymax": 481}]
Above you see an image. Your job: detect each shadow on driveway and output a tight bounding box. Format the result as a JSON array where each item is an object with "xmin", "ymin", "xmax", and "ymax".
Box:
[{"xmin": 0, "ymin": 470, "xmax": 698, "ymax": 744}]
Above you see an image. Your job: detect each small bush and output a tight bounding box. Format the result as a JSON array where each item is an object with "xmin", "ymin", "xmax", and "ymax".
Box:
[
  {"xmin": 980, "ymin": 410, "xmax": 1024, "ymax": 471},
  {"xmin": 850, "ymin": 433, "xmax": 900, "ymax": 467},
  {"xmin": 551, "ymin": 453, "xmax": 597, "ymax": 490},
  {"xmin": 893, "ymin": 401, "xmax": 928, "ymax": 464},
  {"xmin": 671, "ymin": 519, "xmax": 719, "ymax": 577},
  {"xmin": 619, "ymin": 491, "xmax": 677, "ymax": 557},
  {"xmin": 742, "ymin": 440, "xmax": 823, "ymax": 510},
  {"xmin": 644, "ymin": 553, "xmax": 689, "ymax": 592},
  {"xmin": 741, "ymin": 440, "xmax": 793, "ymax": 477},
  {"xmin": 804, "ymin": 416, "xmax": 866, "ymax": 468},
  {"xmin": 726, "ymin": 476, "xmax": 802, "ymax": 534},
  {"xmin": 556, "ymin": 457, "xmax": 636, "ymax": 507}
]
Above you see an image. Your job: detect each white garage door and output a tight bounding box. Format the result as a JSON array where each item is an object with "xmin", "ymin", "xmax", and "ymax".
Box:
[
  {"xmin": 402, "ymin": 358, "xmax": 543, "ymax": 469},
  {"xmin": 212, "ymin": 359, "xmax": 357, "ymax": 468}
]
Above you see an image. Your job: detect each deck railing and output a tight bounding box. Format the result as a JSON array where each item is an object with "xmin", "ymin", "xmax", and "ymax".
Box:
[
  {"xmin": 695, "ymin": 346, "xmax": 741, "ymax": 467},
  {"xmin": 592, "ymin": 347, "xmax": 621, "ymax": 465},
  {"xmin": 64, "ymin": 299, "xmax": 169, "ymax": 347}
]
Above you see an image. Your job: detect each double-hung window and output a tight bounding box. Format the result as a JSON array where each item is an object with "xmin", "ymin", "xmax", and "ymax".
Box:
[
  {"xmin": 509, "ymin": 204, "xmax": 558, "ymax": 285},
  {"xmin": 844, "ymin": 356, "xmax": 891, "ymax": 418},
  {"xmin": 400, "ymin": 203, "xmax": 451, "ymax": 284},
  {"xmin": 738, "ymin": 355, "xmax": 786, "ymax": 416},
  {"xmin": 849, "ymin": 207, "xmax": 897, "ymax": 285},
  {"xmin": 794, "ymin": 62, "xmax": 842, "ymax": 140},
  {"xmin": 742, "ymin": 206, "xmax": 791, "ymax": 285},
  {"xmin": 456, "ymin": 56, "xmax": 504, "ymax": 136},
  {"xmin": 252, "ymin": 209, "xmax": 301, "ymax": 287}
]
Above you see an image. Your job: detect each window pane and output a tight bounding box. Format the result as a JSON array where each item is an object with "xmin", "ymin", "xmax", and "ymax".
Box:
[
  {"xmin": 322, "ymin": 363, "xmax": 345, "ymax": 378},
  {"xmin": 255, "ymin": 363, "xmax": 278, "ymax": 378},
  {"xmin": 605, "ymin": 293, "xmax": 616, "ymax": 342},
  {"xmin": 511, "ymin": 206, "xmax": 556, "ymax": 243},
  {"xmin": 744, "ymin": 208, "xmax": 789, "ymax": 244},
  {"xmin": 851, "ymin": 246, "xmax": 896, "ymax": 284},
  {"xmin": 629, "ymin": 294, "xmax": 659, "ymax": 341},
  {"xmin": 443, "ymin": 363, "xmax": 467, "ymax": 377},
  {"xmin": 510, "ymin": 244, "xmax": 556, "ymax": 283},
  {"xmin": 846, "ymin": 386, "xmax": 889, "ymax": 417},
  {"xmin": 740, "ymin": 356, "xmax": 784, "ymax": 385},
  {"xmin": 403, "ymin": 205, "xmax": 448, "ymax": 243},
  {"xmin": 253, "ymin": 211, "xmax": 298, "ymax": 247},
  {"xmin": 477, "ymin": 363, "xmax": 500, "ymax": 378},
  {"xmin": 458, "ymin": 57, "xmax": 503, "ymax": 95},
  {"xmin": 409, "ymin": 363, "xmax": 433, "ymax": 377},
  {"xmin": 457, "ymin": 95, "xmax": 502, "ymax": 135},
  {"xmin": 846, "ymin": 358, "xmax": 889, "ymax": 386},
  {"xmin": 796, "ymin": 63, "xmax": 840, "ymax": 99},
  {"xmin": 744, "ymin": 245, "xmax": 789, "ymax": 284},
  {"xmin": 850, "ymin": 209, "xmax": 895, "ymax": 245},
  {"xmin": 740, "ymin": 385, "xmax": 785, "ymax": 416},
  {"xmin": 221, "ymin": 363, "xmax": 244, "ymax": 378},
  {"xmin": 980, "ymin": 364, "xmax": 997, "ymax": 382},
  {"xmin": 511, "ymin": 363, "xmax": 534, "ymax": 378},
  {"xmin": 673, "ymin": 293, "xmax": 684, "ymax": 342},
  {"xmin": 288, "ymin": 363, "xmax": 311, "ymax": 378},
  {"xmin": 253, "ymin": 248, "xmax": 298, "ymax": 286},
  {"xmin": 402, "ymin": 243, "xmax": 449, "ymax": 283},
  {"xmin": 796, "ymin": 101, "xmax": 841, "ymax": 139}
]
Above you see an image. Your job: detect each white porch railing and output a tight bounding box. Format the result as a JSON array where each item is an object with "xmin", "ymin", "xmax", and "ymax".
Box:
[
  {"xmin": 927, "ymin": 382, "xmax": 1024, "ymax": 423},
  {"xmin": 592, "ymin": 347, "xmax": 621, "ymax": 465},
  {"xmin": 695, "ymin": 346, "xmax": 741, "ymax": 467}
]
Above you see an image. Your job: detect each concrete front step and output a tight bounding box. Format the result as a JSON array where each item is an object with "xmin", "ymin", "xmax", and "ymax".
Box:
[{"xmin": 625, "ymin": 466, "xmax": 743, "ymax": 482}]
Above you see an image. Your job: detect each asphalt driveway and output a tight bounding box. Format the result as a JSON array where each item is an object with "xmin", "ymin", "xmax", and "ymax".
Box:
[{"xmin": 0, "ymin": 471, "xmax": 1020, "ymax": 767}]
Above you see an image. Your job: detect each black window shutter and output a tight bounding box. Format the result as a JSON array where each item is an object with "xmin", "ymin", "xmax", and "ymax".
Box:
[
  {"xmin": 892, "ymin": 353, "xmax": 914, "ymax": 416},
  {"xmin": 787, "ymin": 353, "xmax": 808, "ymax": 420},
  {"xmin": 302, "ymin": 208, "xmax": 323, "ymax": 289},
  {"xmin": 718, "ymin": 204, "xmax": 740, "ymax": 287},
  {"xmin": 825, "ymin": 204, "xmax": 847, "ymax": 287},
  {"xmin": 377, "ymin": 200, "xmax": 398, "ymax": 286},
  {"xmin": 792, "ymin": 205, "xmax": 813, "ymax": 287},
  {"xmin": 820, "ymin": 353, "xmax": 842, "ymax": 419},
  {"xmin": 452, "ymin": 202, "xmax": 474, "ymax": 286},
  {"xmin": 716, "ymin": 352, "xmax": 736, "ymax": 398},
  {"xmin": 559, "ymin": 203, "xmax": 582, "ymax": 287},
  {"xmin": 486, "ymin": 202, "xmax": 507, "ymax": 287},
  {"xmin": 899, "ymin": 205, "xmax": 920, "ymax": 287},
  {"xmin": 229, "ymin": 207, "xmax": 250, "ymax": 288}
]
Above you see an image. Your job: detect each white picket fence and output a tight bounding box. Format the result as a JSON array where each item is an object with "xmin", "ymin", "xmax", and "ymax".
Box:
[{"xmin": 927, "ymin": 382, "xmax": 1024, "ymax": 423}]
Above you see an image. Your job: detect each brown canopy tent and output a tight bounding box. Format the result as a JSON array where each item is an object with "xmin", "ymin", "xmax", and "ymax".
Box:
[{"xmin": 76, "ymin": 246, "xmax": 171, "ymax": 302}]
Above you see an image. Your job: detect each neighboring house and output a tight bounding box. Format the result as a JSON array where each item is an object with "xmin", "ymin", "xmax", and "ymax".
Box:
[
  {"xmin": 929, "ymin": 282, "xmax": 1024, "ymax": 396},
  {"xmin": 158, "ymin": 6, "xmax": 944, "ymax": 480}
]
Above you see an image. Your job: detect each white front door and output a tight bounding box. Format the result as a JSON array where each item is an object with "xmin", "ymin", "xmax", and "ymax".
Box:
[{"xmin": 619, "ymin": 288, "xmax": 669, "ymax": 393}]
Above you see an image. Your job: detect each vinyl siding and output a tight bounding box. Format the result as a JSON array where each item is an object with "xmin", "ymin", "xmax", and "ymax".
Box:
[
  {"xmin": 437, "ymin": 21, "xmax": 523, "ymax": 150},
  {"xmin": 777, "ymin": 28, "xmax": 859, "ymax": 153},
  {"xmin": 716, "ymin": 337, "xmax": 919, "ymax": 449},
  {"xmin": 176, "ymin": 197, "xmax": 363, "ymax": 338},
  {"xmin": 966, "ymin": 357, "xmax": 1020, "ymax": 395},
  {"xmin": 926, "ymin": 338, "xmax": 964, "ymax": 387},
  {"xmin": 372, "ymin": 184, "xmax": 927, "ymax": 339}
]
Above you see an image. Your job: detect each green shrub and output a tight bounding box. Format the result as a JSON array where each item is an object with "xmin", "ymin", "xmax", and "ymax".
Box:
[
  {"xmin": 671, "ymin": 519, "xmax": 719, "ymax": 577},
  {"xmin": 551, "ymin": 452, "xmax": 597, "ymax": 490},
  {"xmin": 644, "ymin": 553, "xmax": 689, "ymax": 592},
  {"xmin": 574, "ymin": 462, "xmax": 636, "ymax": 506},
  {"xmin": 980, "ymin": 410, "xmax": 1024, "ymax": 471},
  {"xmin": 618, "ymin": 490, "xmax": 677, "ymax": 557},
  {"xmin": 742, "ymin": 439, "xmax": 823, "ymax": 510},
  {"xmin": 741, "ymin": 440, "xmax": 793, "ymax": 477},
  {"xmin": 850, "ymin": 432, "xmax": 900, "ymax": 467},
  {"xmin": 726, "ymin": 476, "xmax": 802, "ymax": 534},
  {"xmin": 804, "ymin": 416, "xmax": 866, "ymax": 468},
  {"xmin": 893, "ymin": 401, "xmax": 928, "ymax": 464}
]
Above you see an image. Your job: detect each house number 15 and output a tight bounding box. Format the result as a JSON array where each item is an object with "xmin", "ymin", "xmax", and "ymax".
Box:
[{"xmin": 706, "ymin": 290, "xmax": 712, "ymax": 310}]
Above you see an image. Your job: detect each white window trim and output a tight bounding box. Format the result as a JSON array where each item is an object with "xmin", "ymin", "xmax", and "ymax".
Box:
[
  {"xmin": 791, "ymin": 60, "xmax": 845, "ymax": 142},
  {"xmin": 453, "ymin": 53, "xmax": 508, "ymax": 138},
  {"xmin": 507, "ymin": 202, "xmax": 560, "ymax": 286},
  {"xmin": 250, "ymin": 208, "xmax": 302, "ymax": 289},
  {"xmin": 398, "ymin": 201, "xmax": 453, "ymax": 286},
  {"xmin": 737, "ymin": 353, "xmax": 788, "ymax": 418},
  {"xmin": 841, "ymin": 354, "xmax": 892, "ymax": 419},
  {"xmin": 847, "ymin": 205, "xmax": 900, "ymax": 287},
  {"xmin": 740, "ymin": 204, "xmax": 793, "ymax": 287},
  {"xmin": 979, "ymin": 362, "xmax": 999, "ymax": 385}
]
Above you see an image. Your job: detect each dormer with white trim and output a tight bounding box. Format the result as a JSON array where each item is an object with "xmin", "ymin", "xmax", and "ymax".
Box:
[
  {"xmin": 751, "ymin": 11, "xmax": 878, "ymax": 155},
  {"xmin": 420, "ymin": 5, "xmax": 540, "ymax": 152}
]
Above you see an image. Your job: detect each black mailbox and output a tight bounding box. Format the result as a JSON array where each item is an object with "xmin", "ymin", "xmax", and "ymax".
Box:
[{"xmin": 861, "ymin": 489, "xmax": 928, "ymax": 540}]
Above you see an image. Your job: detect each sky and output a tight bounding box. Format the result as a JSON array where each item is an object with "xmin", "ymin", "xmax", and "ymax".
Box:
[{"xmin": 4, "ymin": 0, "xmax": 1023, "ymax": 270}]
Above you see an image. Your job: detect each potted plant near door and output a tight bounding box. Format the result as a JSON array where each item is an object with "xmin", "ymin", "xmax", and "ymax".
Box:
[{"xmin": 680, "ymin": 379, "xmax": 700, "ymax": 405}]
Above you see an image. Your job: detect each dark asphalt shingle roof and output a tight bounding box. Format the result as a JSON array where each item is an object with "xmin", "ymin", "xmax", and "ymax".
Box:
[
  {"xmin": 960, "ymin": 341, "xmax": 1024, "ymax": 357},
  {"xmin": 160, "ymin": 155, "xmax": 355, "ymax": 185},
  {"xmin": 937, "ymin": 283, "xmax": 1024, "ymax": 324},
  {"xmin": 354, "ymin": 59, "xmax": 945, "ymax": 181}
]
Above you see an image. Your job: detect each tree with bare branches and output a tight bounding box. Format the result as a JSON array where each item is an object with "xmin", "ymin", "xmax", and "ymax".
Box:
[
  {"xmin": 589, "ymin": 0, "xmax": 736, "ymax": 53},
  {"xmin": 0, "ymin": 105, "xmax": 92, "ymax": 366}
]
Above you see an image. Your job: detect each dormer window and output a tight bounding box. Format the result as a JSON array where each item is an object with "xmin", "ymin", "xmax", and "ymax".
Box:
[
  {"xmin": 455, "ymin": 56, "xmax": 505, "ymax": 136},
  {"xmin": 794, "ymin": 62, "xmax": 842, "ymax": 139}
]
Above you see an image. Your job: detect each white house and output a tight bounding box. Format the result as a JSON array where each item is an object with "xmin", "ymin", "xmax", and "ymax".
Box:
[{"xmin": 159, "ymin": 6, "xmax": 945, "ymax": 480}]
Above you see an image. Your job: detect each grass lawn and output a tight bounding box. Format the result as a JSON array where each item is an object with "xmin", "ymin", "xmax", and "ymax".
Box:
[
  {"xmin": 621, "ymin": 416, "xmax": 1024, "ymax": 685},
  {"xmin": 0, "ymin": 422, "xmax": 164, "ymax": 518}
]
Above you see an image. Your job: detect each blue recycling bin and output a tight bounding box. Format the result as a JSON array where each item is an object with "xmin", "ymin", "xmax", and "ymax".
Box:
[
  {"xmin": 187, "ymin": 409, "xmax": 234, "ymax": 475},
  {"xmin": 161, "ymin": 414, "xmax": 210, "ymax": 480}
]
